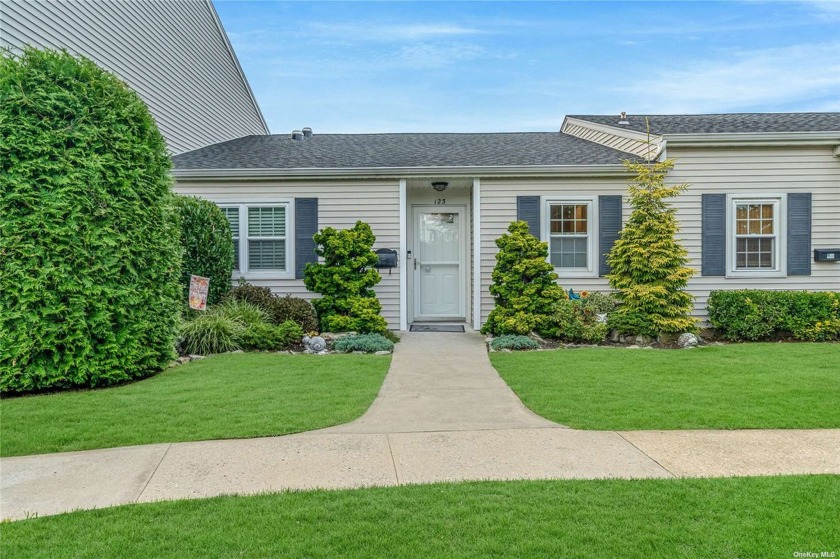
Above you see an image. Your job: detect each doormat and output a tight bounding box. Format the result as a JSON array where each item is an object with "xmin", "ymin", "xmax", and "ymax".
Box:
[{"xmin": 409, "ymin": 324, "xmax": 465, "ymax": 332}]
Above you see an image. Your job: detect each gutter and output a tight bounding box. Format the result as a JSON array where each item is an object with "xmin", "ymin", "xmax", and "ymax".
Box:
[{"xmin": 171, "ymin": 164, "xmax": 631, "ymax": 182}]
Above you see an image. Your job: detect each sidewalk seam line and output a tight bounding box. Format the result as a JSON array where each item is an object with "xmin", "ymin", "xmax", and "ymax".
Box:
[
  {"xmin": 385, "ymin": 434, "xmax": 401, "ymax": 485},
  {"xmin": 616, "ymin": 432, "xmax": 676, "ymax": 478},
  {"xmin": 136, "ymin": 443, "xmax": 172, "ymax": 502}
]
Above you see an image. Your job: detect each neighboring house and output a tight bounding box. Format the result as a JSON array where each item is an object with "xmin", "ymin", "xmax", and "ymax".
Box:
[
  {"xmin": 0, "ymin": 0, "xmax": 268, "ymax": 153},
  {"xmin": 171, "ymin": 113, "xmax": 840, "ymax": 331}
]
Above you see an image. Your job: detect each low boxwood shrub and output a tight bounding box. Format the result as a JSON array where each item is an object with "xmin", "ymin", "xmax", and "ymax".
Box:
[
  {"xmin": 241, "ymin": 320, "xmax": 303, "ymax": 351},
  {"xmin": 544, "ymin": 300, "xmax": 608, "ymax": 344},
  {"xmin": 708, "ymin": 290, "xmax": 840, "ymax": 341},
  {"xmin": 333, "ymin": 333, "xmax": 394, "ymax": 353},
  {"xmin": 489, "ymin": 335, "xmax": 539, "ymax": 351},
  {"xmin": 174, "ymin": 195, "xmax": 234, "ymax": 306},
  {"xmin": 179, "ymin": 314, "xmax": 244, "ymax": 355},
  {"xmin": 271, "ymin": 295, "xmax": 318, "ymax": 333}
]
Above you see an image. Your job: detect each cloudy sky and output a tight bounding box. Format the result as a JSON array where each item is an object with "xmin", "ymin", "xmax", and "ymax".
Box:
[{"xmin": 215, "ymin": 1, "xmax": 840, "ymax": 134}]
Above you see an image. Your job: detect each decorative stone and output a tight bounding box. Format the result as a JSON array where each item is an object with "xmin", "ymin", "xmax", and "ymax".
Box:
[
  {"xmin": 374, "ymin": 350, "xmax": 391, "ymax": 355},
  {"xmin": 316, "ymin": 350, "xmax": 329, "ymax": 355},
  {"xmin": 677, "ymin": 333, "xmax": 699, "ymax": 348},
  {"xmin": 175, "ymin": 356, "xmax": 191, "ymax": 365},
  {"xmin": 641, "ymin": 346, "xmax": 654, "ymax": 350},
  {"xmin": 231, "ymin": 349, "xmax": 244, "ymax": 354},
  {"xmin": 596, "ymin": 313, "xmax": 608, "ymax": 324},
  {"xmin": 302, "ymin": 335, "xmax": 327, "ymax": 352},
  {"xmin": 626, "ymin": 345, "xmax": 640, "ymax": 350},
  {"xmin": 188, "ymin": 354, "xmax": 205, "ymax": 361}
]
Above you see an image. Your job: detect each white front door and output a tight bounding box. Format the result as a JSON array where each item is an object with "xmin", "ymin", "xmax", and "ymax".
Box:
[{"xmin": 413, "ymin": 207, "xmax": 464, "ymax": 319}]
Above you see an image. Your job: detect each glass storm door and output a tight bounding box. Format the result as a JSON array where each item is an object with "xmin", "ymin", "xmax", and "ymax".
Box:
[{"xmin": 413, "ymin": 208, "xmax": 463, "ymax": 319}]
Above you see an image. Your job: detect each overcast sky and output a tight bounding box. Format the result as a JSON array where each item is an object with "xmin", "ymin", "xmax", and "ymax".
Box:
[{"xmin": 215, "ymin": 1, "xmax": 840, "ymax": 134}]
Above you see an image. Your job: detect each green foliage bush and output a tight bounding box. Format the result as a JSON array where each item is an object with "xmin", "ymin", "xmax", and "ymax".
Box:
[
  {"xmin": 482, "ymin": 221, "xmax": 565, "ymax": 336},
  {"xmin": 607, "ymin": 158, "xmax": 696, "ymax": 336},
  {"xmin": 178, "ymin": 314, "xmax": 244, "ymax": 355},
  {"xmin": 333, "ymin": 333, "xmax": 394, "ymax": 353},
  {"xmin": 271, "ymin": 295, "xmax": 318, "ymax": 333},
  {"xmin": 304, "ymin": 221, "xmax": 387, "ymax": 334},
  {"xmin": 580, "ymin": 291, "xmax": 622, "ymax": 315},
  {"xmin": 174, "ymin": 195, "xmax": 234, "ymax": 306},
  {"xmin": 708, "ymin": 290, "xmax": 840, "ymax": 341},
  {"xmin": 546, "ymin": 300, "xmax": 609, "ymax": 344},
  {"xmin": 489, "ymin": 335, "xmax": 539, "ymax": 351},
  {"xmin": 223, "ymin": 284, "xmax": 318, "ymax": 333},
  {"xmin": 0, "ymin": 49, "xmax": 181, "ymax": 394},
  {"xmin": 212, "ymin": 299, "xmax": 268, "ymax": 329},
  {"xmin": 241, "ymin": 320, "xmax": 303, "ymax": 351}
]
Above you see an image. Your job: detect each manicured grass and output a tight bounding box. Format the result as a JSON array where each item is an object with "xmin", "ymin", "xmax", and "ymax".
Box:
[
  {"xmin": 0, "ymin": 353, "xmax": 390, "ymax": 457},
  {"xmin": 2, "ymin": 476, "xmax": 837, "ymax": 558},
  {"xmin": 491, "ymin": 343, "xmax": 840, "ymax": 430}
]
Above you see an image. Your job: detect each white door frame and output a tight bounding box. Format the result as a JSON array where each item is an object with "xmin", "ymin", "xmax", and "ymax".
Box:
[{"xmin": 411, "ymin": 204, "xmax": 467, "ymax": 321}]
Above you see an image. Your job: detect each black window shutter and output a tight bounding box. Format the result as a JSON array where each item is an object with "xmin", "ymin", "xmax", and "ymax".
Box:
[
  {"xmin": 598, "ymin": 195, "xmax": 622, "ymax": 277},
  {"xmin": 701, "ymin": 194, "xmax": 726, "ymax": 276},
  {"xmin": 787, "ymin": 193, "xmax": 812, "ymax": 276},
  {"xmin": 516, "ymin": 196, "xmax": 540, "ymax": 237},
  {"xmin": 295, "ymin": 198, "xmax": 318, "ymax": 279}
]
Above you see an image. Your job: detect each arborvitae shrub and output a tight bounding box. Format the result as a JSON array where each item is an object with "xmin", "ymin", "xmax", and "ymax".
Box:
[
  {"xmin": 304, "ymin": 221, "xmax": 387, "ymax": 333},
  {"xmin": 606, "ymin": 159, "xmax": 696, "ymax": 336},
  {"xmin": 482, "ymin": 221, "xmax": 565, "ymax": 336},
  {"xmin": 0, "ymin": 49, "xmax": 181, "ymax": 393},
  {"xmin": 174, "ymin": 195, "xmax": 234, "ymax": 305}
]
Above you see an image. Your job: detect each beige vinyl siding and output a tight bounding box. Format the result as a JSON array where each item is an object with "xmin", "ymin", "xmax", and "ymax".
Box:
[
  {"xmin": 562, "ymin": 121, "xmax": 660, "ymax": 159},
  {"xmin": 479, "ymin": 144, "xmax": 840, "ymax": 326},
  {"xmin": 1, "ymin": 0, "xmax": 267, "ymax": 154},
  {"xmin": 174, "ymin": 180, "xmax": 401, "ymax": 329}
]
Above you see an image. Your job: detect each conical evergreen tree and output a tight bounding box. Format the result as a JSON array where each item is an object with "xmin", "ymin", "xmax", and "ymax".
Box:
[
  {"xmin": 483, "ymin": 221, "xmax": 565, "ymax": 335},
  {"xmin": 606, "ymin": 159, "xmax": 696, "ymax": 336}
]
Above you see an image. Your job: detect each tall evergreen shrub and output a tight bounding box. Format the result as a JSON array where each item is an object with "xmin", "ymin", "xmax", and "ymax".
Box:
[
  {"xmin": 174, "ymin": 195, "xmax": 234, "ymax": 305},
  {"xmin": 606, "ymin": 159, "xmax": 696, "ymax": 336},
  {"xmin": 482, "ymin": 221, "xmax": 565, "ymax": 336},
  {"xmin": 303, "ymin": 221, "xmax": 387, "ymax": 333},
  {"xmin": 0, "ymin": 49, "xmax": 181, "ymax": 393}
]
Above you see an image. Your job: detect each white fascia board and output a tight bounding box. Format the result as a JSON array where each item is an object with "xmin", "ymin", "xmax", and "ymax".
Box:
[
  {"xmin": 172, "ymin": 164, "xmax": 630, "ymax": 182},
  {"xmin": 665, "ymin": 131, "xmax": 840, "ymax": 147},
  {"xmin": 562, "ymin": 117, "xmax": 663, "ymax": 143}
]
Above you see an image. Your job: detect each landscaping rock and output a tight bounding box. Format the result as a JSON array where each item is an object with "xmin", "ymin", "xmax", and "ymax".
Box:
[
  {"xmin": 316, "ymin": 350, "xmax": 329, "ymax": 355},
  {"xmin": 626, "ymin": 345, "xmax": 640, "ymax": 350},
  {"xmin": 374, "ymin": 350, "xmax": 391, "ymax": 355},
  {"xmin": 231, "ymin": 349, "xmax": 244, "ymax": 354},
  {"xmin": 188, "ymin": 354, "xmax": 205, "ymax": 361},
  {"xmin": 677, "ymin": 333, "xmax": 699, "ymax": 348},
  {"xmin": 176, "ymin": 356, "xmax": 191, "ymax": 364}
]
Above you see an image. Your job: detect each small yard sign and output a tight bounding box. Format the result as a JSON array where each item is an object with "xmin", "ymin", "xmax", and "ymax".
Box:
[{"xmin": 189, "ymin": 275, "xmax": 210, "ymax": 311}]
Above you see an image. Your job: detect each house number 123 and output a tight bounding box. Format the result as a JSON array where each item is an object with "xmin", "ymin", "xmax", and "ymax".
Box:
[{"xmin": 434, "ymin": 198, "xmax": 446, "ymax": 205}]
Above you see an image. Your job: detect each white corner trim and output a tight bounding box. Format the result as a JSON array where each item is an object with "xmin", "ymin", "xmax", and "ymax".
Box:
[
  {"xmin": 399, "ymin": 179, "xmax": 408, "ymax": 331},
  {"xmin": 833, "ymin": 144, "xmax": 840, "ymax": 157},
  {"xmin": 472, "ymin": 178, "xmax": 482, "ymax": 331}
]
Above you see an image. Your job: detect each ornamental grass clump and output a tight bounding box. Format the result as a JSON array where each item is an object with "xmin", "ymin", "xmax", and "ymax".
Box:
[
  {"xmin": 606, "ymin": 158, "xmax": 696, "ymax": 337},
  {"xmin": 304, "ymin": 221, "xmax": 387, "ymax": 334},
  {"xmin": 1, "ymin": 49, "xmax": 181, "ymax": 394},
  {"xmin": 178, "ymin": 314, "xmax": 244, "ymax": 355},
  {"xmin": 482, "ymin": 221, "xmax": 565, "ymax": 336}
]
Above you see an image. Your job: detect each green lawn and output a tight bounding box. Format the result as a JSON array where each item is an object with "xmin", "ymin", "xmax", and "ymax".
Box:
[
  {"xmin": 2, "ymin": 476, "xmax": 837, "ymax": 558},
  {"xmin": 0, "ymin": 353, "xmax": 390, "ymax": 457},
  {"xmin": 491, "ymin": 343, "xmax": 840, "ymax": 430}
]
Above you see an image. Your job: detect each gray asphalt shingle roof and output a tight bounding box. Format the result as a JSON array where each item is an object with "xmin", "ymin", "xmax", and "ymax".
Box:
[
  {"xmin": 172, "ymin": 132, "xmax": 630, "ymax": 170},
  {"xmin": 172, "ymin": 113, "xmax": 840, "ymax": 171},
  {"xmin": 568, "ymin": 112, "xmax": 840, "ymax": 135}
]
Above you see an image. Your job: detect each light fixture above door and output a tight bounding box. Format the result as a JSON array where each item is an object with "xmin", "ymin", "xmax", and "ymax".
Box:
[{"xmin": 431, "ymin": 181, "xmax": 448, "ymax": 192}]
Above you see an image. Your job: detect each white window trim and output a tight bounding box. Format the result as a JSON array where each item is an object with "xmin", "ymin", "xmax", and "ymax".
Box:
[
  {"xmin": 725, "ymin": 193, "xmax": 786, "ymax": 278},
  {"xmin": 216, "ymin": 200, "xmax": 295, "ymax": 281},
  {"xmin": 542, "ymin": 196, "xmax": 599, "ymax": 278}
]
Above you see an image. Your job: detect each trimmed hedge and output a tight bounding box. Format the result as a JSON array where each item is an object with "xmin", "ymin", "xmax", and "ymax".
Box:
[
  {"xmin": 708, "ymin": 290, "xmax": 840, "ymax": 341},
  {"xmin": 174, "ymin": 195, "xmax": 234, "ymax": 305},
  {"xmin": 1, "ymin": 49, "xmax": 181, "ymax": 393}
]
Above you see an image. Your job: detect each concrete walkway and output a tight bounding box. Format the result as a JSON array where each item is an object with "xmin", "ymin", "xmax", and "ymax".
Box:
[{"xmin": 2, "ymin": 331, "xmax": 839, "ymax": 521}]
